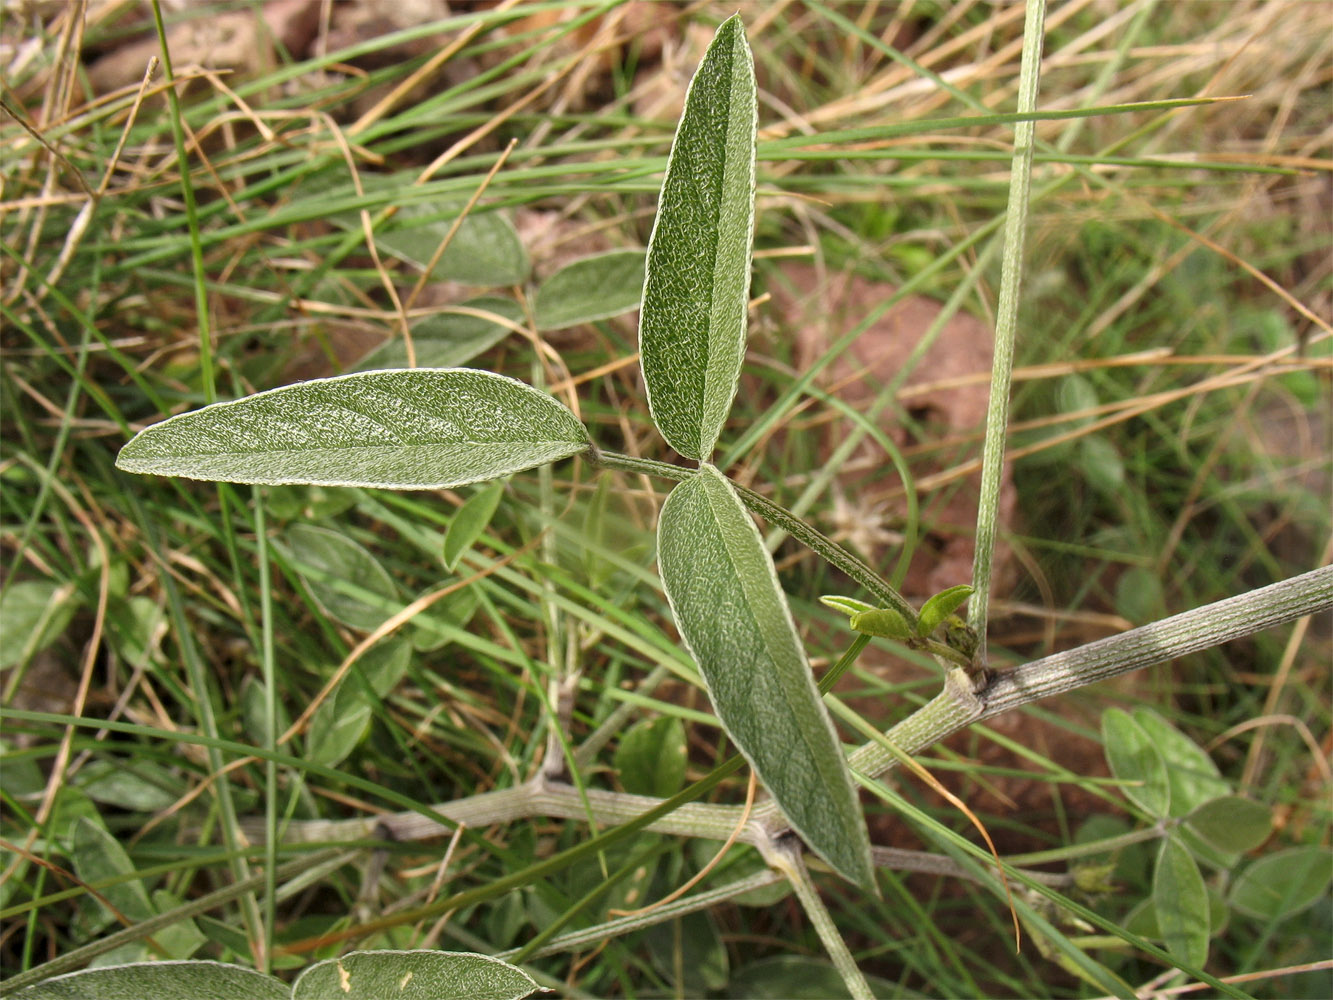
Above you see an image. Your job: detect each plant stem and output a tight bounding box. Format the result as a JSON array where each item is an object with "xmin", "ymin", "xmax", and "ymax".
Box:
[
  {"xmin": 969, "ymin": 0, "xmax": 1046, "ymax": 647},
  {"xmin": 773, "ymin": 839, "xmax": 874, "ymax": 999}
]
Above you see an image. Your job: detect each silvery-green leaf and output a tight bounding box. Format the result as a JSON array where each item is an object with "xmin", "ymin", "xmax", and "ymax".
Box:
[
  {"xmin": 354, "ymin": 298, "xmax": 524, "ymax": 371},
  {"xmin": 534, "ymin": 249, "xmax": 646, "ymax": 331},
  {"xmin": 291, "ymin": 950, "xmax": 539, "ymax": 1000},
  {"xmin": 916, "ymin": 584, "xmax": 974, "ymax": 637},
  {"xmin": 1228, "ymin": 845, "xmax": 1331, "ymax": 921},
  {"xmin": 639, "ymin": 14, "xmax": 757, "ymax": 461},
  {"xmin": 442, "ymin": 480, "xmax": 505, "ymax": 571},
  {"xmin": 850, "ymin": 607, "xmax": 914, "ymax": 641},
  {"xmin": 4, "ymin": 961, "xmax": 288, "ymax": 1000},
  {"xmin": 116, "ymin": 369, "xmax": 590, "ymax": 489},
  {"xmin": 1153, "ymin": 836, "xmax": 1209, "ymax": 970},
  {"xmin": 615, "ymin": 715, "xmax": 688, "ymax": 798},
  {"xmin": 657, "ymin": 465, "xmax": 874, "ymax": 890},
  {"xmin": 282, "ymin": 524, "xmax": 401, "ymax": 632},
  {"xmin": 1101, "ymin": 707, "xmax": 1170, "ymax": 818},
  {"xmin": 1131, "ymin": 709, "xmax": 1230, "ymax": 817},
  {"xmin": 0, "ymin": 579, "xmax": 78, "ymax": 669},
  {"xmin": 1184, "ymin": 795, "xmax": 1272, "ymax": 855},
  {"xmin": 71, "ymin": 817, "xmax": 154, "ymax": 926},
  {"xmin": 819, "ymin": 594, "xmax": 878, "ymax": 618},
  {"xmin": 327, "ymin": 182, "xmax": 529, "ymax": 286}
]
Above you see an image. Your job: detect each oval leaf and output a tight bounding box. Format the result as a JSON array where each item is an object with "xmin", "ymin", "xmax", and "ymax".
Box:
[
  {"xmin": 443, "ymin": 480, "xmax": 505, "ymax": 571},
  {"xmin": 1131, "ymin": 709, "xmax": 1230, "ymax": 817},
  {"xmin": 657, "ymin": 465, "xmax": 873, "ymax": 890},
  {"xmin": 534, "ymin": 249, "xmax": 647, "ymax": 331},
  {"xmin": 850, "ymin": 607, "xmax": 915, "ymax": 641},
  {"xmin": 615, "ymin": 715, "xmax": 688, "ymax": 798},
  {"xmin": 1101, "ymin": 708, "xmax": 1170, "ymax": 817},
  {"xmin": 639, "ymin": 14, "xmax": 757, "ymax": 461},
  {"xmin": 819, "ymin": 594, "xmax": 878, "ymax": 618},
  {"xmin": 282, "ymin": 524, "xmax": 401, "ymax": 632},
  {"xmin": 291, "ymin": 950, "xmax": 539, "ymax": 1000},
  {"xmin": 1228, "ymin": 845, "xmax": 1332, "ymax": 921},
  {"xmin": 71, "ymin": 816, "xmax": 154, "ymax": 925},
  {"xmin": 1184, "ymin": 795, "xmax": 1272, "ymax": 855},
  {"xmin": 1153, "ymin": 835, "xmax": 1209, "ymax": 970},
  {"xmin": 354, "ymin": 297, "xmax": 524, "ymax": 371},
  {"xmin": 916, "ymin": 584, "xmax": 974, "ymax": 637},
  {"xmin": 116, "ymin": 369, "xmax": 590, "ymax": 489},
  {"xmin": 0, "ymin": 579, "xmax": 78, "ymax": 669},
  {"xmin": 5, "ymin": 960, "xmax": 288, "ymax": 1000}
]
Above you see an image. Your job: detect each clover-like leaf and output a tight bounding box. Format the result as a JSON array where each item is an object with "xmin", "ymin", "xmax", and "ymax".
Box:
[
  {"xmin": 639, "ymin": 14, "xmax": 757, "ymax": 461},
  {"xmin": 116, "ymin": 369, "xmax": 590, "ymax": 490},
  {"xmin": 1153, "ymin": 836, "xmax": 1209, "ymax": 970},
  {"xmin": 657, "ymin": 464, "xmax": 874, "ymax": 890}
]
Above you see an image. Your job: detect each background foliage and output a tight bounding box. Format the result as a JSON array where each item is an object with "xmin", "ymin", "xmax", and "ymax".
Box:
[{"xmin": 2, "ymin": 1, "xmax": 1329, "ymax": 997}]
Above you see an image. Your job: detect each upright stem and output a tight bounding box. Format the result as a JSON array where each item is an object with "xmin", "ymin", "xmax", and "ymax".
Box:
[
  {"xmin": 969, "ymin": 0, "xmax": 1046, "ymax": 647},
  {"xmin": 773, "ymin": 839, "xmax": 874, "ymax": 1000}
]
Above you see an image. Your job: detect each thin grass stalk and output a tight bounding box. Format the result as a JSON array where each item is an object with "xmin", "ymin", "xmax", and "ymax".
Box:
[{"xmin": 969, "ymin": 0, "xmax": 1047, "ymax": 647}]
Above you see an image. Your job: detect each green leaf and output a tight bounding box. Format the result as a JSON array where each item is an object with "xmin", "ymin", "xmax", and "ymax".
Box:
[
  {"xmin": 354, "ymin": 297, "xmax": 524, "ymax": 372},
  {"xmin": 1057, "ymin": 373, "xmax": 1099, "ymax": 427},
  {"xmin": 71, "ymin": 816, "xmax": 155, "ymax": 926},
  {"xmin": 614, "ymin": 716, "xmax": 688, "ymax": 798},
  {"xmin": 291, "ymin": 950, "xmax": 540, "ymax": 1000},
  {"xmin": 76, "ymin": 760, "xmax": 180, "ymax": 813},
  {"xmin": 657, "ymin": 465, "xmax": 873, "ymax": 890},
  {"xmin": 116, "ymin": 369, "xmax": 590, "ymax": 489},
  {"xmin": 1228, "ymin": 846, "xmax": 1332, "ymax": 921},
  {"xmin": 916, "ymin": 584, "xmax": 974, "ymax": 637},
  {"xmin": 1124, "ymin": 885, "xmax": 1229, "ymax": 941},
  {"xmin": 1115, "ymin": 566, "xmax": 1164, "ymax": 624},
  {"xmin": 443, "ymin": 480, "xmax": 505, "ymax": 571},
  {"xmin": 1078, "ymin": 435, "xmax": 1125, "ymax": 494},
  {"xmin": 4, "ymin": 961, "xmax": 288, "ymax": 999},
  {"xmin": 149, "ymin": 890, "xmax": 207, "ymax": 960},
  {"xmin": 327, "ymin": 181, "xmax": 529, "ymax": 286},
  {"xmin": 1101, "ymin": 708, "xmax": 1170, "ymax": 817},
  {"xmin": 1153, "ymin": 835, "xmax": 1209, "ymax": 970},
  {"xmin": 282, "ymin": 524, "xmax": 401, "ymax": 632},
  {"xmin": 849, "ymin": 607, "xmax": 914, "ymax": 641},
  {"xmin": 306, "ymin": 639, "xmax": 411, "ymax": 768},
  {"xmin": 1131, "ymin": 709, "xmax": 1230, "ymax": 817},
  {"xmin": 0, "ymin": 579, "xmax": 78, "ymax": 668},
  {"xmin": 819, "ymin": 594, "xmax": 878, "ymax": 618},
  {"xmin": 639, "ymin": 14, "xmax": 757, "ymax": 461},
  {"xmin": 1184, "ymin": 796, "xmax": 1272, "ymax": 855},
  {"xmin": 534, "ymin": 249, "xmax": 647, "ymax": 331}
]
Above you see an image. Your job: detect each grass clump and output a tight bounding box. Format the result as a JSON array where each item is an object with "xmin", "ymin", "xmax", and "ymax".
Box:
[{"xmin": 2, "ymin": 2, "xmax": 1329, "ymax": 997}]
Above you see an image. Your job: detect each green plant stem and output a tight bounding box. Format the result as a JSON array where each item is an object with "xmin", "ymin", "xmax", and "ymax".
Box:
[
  {"xmin": 969, "ymin": 0, "xmax": 1046, "ymax": 648},
  {"xmin": 773, "ymin": 839, "xmax": 874, "ymax": 999},
  {"xmin": 257, "ymin": 564, "xmax": 1333, "ymax": 846},
  {"xmin": 590, "ymin": 449, "xmax": 918, "ymax": 625},
  {"xmin": 254, "ymin": 489, "xmax": 277, "ymax": 975}
]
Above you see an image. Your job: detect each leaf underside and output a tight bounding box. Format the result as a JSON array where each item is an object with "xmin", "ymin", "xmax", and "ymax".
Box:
[
  {"xmin": 116, "ymin": 369, "xmax": 589, "ymax": 490},
  {"xmin": 639, "ymin": 13, "xmax": 757, "ymax": 461},
  {"xmin": 657, "ymin": 465, "xmax": 874, "ymax": 890}
]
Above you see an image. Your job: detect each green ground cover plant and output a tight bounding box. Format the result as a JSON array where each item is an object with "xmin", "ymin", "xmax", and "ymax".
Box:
[{"xmin": 2, "ymin": 2, "xmax": 1330, "ymax": 997}]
